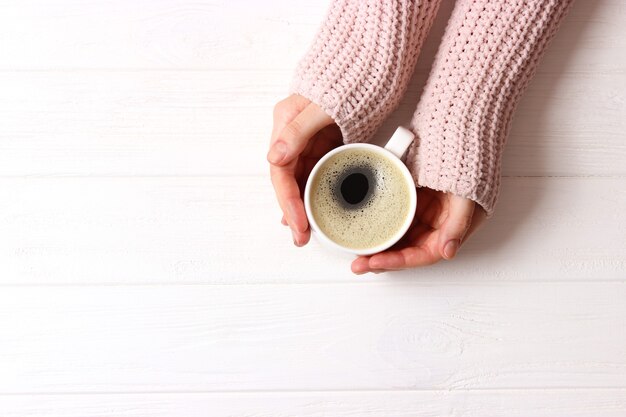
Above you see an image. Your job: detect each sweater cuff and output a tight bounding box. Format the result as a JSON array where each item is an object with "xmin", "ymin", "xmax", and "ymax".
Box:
[
  {"xmin": 405, "ymin": 0, "xmax": 574, "ymax": 218},
  {"xmin": 289, "ymin": 0, "xmax": 441, "ymax": 144}
]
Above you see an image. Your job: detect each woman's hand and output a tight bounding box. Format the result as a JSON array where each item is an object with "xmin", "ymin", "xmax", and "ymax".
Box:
[
  {"xmin": 351, "ymin": 189, "xmax": 487, "ymax": 274},
  {"xmin": 268, "ymin": 94, "xmax": 341, "ymax": 246}
]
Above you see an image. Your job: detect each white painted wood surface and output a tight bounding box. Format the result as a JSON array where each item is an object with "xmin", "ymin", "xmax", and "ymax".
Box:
[
  {"xmin": 0, "ymin": 0, "xmax": 625, "ymax": 416},
  {"xmin": 0, "ymin": 177, "xmax": 624, "ymax": 284},
  {"xmin": 2, "ymin": 284, "xmax": 626, "ymax": 391},
  {"xmin": 3, "ymin": 390, "xmax": 626, "ymax": 417}
]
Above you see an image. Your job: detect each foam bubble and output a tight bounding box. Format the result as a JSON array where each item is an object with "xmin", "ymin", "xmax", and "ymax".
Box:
[{"xmin": 310, "ymin": 148, "xmax": 412, "ymax": 250}]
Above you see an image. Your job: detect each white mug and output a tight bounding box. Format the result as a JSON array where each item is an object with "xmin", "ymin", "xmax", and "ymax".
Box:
[{"xmin": 304, "ymin": 127, "xmax": 418, "ymax": 256}]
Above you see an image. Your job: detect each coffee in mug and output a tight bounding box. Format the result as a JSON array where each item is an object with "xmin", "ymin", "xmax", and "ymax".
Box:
[{"xmin": 304, "ymin": 127, "xmax": 417, "ymax": 255}]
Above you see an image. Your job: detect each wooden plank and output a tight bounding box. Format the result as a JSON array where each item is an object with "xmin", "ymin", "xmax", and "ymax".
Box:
[
  {"xmin": 0, "ymin": 70, "xmax": 624, "ymax": 177},
  {"xmin": 1, "ymin": 283, "xmax": 625, "ymax": 392},
  {"xmin": 0, "ymin": 0, "xmax": 322, "ymax": 71},
  {"xmin": 0, "ymin": 0, "xmax": 621, "ymax": 72},
  {"xmin": 0, "ymin": 177, "xmax": 624, "ymax": 284},
  {"xmin": 2, "ymin": 390, "xmax": 626, "ymax": 417}
]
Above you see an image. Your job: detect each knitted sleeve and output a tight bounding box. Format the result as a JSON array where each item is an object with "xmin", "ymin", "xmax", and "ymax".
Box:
[
  {"xmin": 405, "ymin": 0, "xmax": 574, "ymax": 218},
  {"xmin": 289, "ymin": 0, "xmax": 441, "ymax": 144}
]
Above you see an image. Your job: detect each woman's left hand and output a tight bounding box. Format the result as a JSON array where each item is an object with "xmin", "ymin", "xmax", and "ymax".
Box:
[{"xmin": 351, "ymin": 189, "xmax": 487, "ymax": 274}]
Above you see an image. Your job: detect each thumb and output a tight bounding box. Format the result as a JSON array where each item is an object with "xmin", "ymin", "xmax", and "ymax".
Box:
[
  {"xmin": 438, "ymin": 194, "xmax": 475, "ymax": 260},
  {"xmin": 267, "ymin": 103, "xmax": 334, "ymax": 166}
]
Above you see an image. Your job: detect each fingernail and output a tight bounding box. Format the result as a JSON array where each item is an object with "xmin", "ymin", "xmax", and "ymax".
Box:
[
  {"xmin": 444, "ymin": 239, "xmax": 460, "ymax": 259},
  {"xmin": 353, "ymin": 266, "xmax": 367, "ymax": 275},
  {"xmin": 267, "ymin": 141, "xmax": 287, "ymax": 164},
  {"xmin": 292, "ymin": 230, "xmax": 302, "ymax": 247}
]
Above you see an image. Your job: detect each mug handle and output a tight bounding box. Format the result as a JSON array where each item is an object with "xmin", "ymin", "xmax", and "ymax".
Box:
[{"xmin": 384, "ymin": 126, "xmax": 415, "ymax": 159}]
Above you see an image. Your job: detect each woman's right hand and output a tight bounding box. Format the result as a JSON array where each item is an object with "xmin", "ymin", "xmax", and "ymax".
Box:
[{"xmin": 267, "ymin": 94, "xmax": 341, "ymax": 247}]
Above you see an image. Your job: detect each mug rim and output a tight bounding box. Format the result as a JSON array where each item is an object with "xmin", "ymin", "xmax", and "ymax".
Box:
[{"xmin": 304, "ymin": 143, "xmax": 417, "ymax": 256}]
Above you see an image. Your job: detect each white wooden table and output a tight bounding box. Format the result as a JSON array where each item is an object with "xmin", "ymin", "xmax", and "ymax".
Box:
[{"xmin": 1, "ymin": 1, "xmax": 625, "ymax": 415}]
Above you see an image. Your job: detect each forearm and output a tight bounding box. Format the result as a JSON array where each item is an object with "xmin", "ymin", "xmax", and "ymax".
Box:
[
  {"xmin": 406, "ymin": 0, "xmax": 575, "ymax": 217},
  {"xmin": 290, "ymin": 0, "xmax": 441, "ymax": 144}
]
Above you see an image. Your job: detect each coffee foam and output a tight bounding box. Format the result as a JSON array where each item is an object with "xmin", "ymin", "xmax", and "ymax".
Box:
[{"xmin": 310, "ymin": 148, "xmax": 412, "ymax": 250}]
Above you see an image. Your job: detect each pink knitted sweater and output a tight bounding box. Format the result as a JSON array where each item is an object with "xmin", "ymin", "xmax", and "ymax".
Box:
[{"xmin": 290, "ymin": 0, "xmax": 574, "ymax": 218}]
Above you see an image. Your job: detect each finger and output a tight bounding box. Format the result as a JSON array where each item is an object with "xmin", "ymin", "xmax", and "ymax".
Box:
[
  {"xmin": 464, "ymin": 204, "xmax": 488, "ymax": 240},
  {"xmin": 291, "ymin": 227, "xmax": 311, "ymax": 247},
  {"xmin": 271, "ymin": 95, "xmax": 311, "ymax": 144},
  {"xmin": 368, "ymin": 241, "xmax": 443, "ymax": 271},
  {"xmin": 438, "ymin": 194, "xmax": 475, "ymax": 260},
  {"xmin": 399, "ymin": 221, "xmax": 432, "ymax": 248},
  {"xmin": 351, "ymin": 221, "xmax": 438, "ymax": 274},
  {"xmin": 352, "ymin": 263, "xmax": 391, "ymax": 275},
  {"xmin": 267, "ymin": 103, "xmax": 334, "ymax": 166},
  {"xmin": 351, "ymin": 256, "xmax": 371, "ymax": 275},
  {"xmin": 270, "ymin": 163, "xmax": 309, "ymax": 236},
  {"xmin": 269, "ymin": 96, "xmax": 310, "ymax": 237}
]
